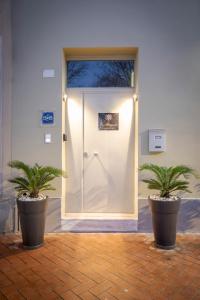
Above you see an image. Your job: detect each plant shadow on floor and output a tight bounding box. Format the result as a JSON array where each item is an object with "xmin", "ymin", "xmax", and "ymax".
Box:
[
  {"xmin": 138, "ymin": 199, "xmax": 200, "ymax": 233},
  {"xmin": 0, "ymin": 238, "xmax": 24, "ymax": 259}
]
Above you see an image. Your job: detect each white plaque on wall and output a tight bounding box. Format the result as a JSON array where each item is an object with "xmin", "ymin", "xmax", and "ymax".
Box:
[{"xmin": 42, "ymin": 69, "xmax": 55, "ymax": 78}]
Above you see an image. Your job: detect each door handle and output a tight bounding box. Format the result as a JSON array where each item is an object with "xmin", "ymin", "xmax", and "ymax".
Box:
[{"xmin": 83, "ymin": 152, "xmax": 89, "ymax": 158}]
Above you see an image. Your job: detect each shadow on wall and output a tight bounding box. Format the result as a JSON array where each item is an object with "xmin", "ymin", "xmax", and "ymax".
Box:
[
  {"xmin": 45, "ymin": 198, "xmax": 61, "ymax": 233},
  {"xmin": 0, "ymin": 177, "xmax": 16, "ymax": 233},
  {"xmin": 138, "ymin": 199, "xmax": 200, "ymax": 233},
  {"xmin": 140, "ymin": 130, "xmax": 149, "ymax": 156},
  {"xmin": 0, "ymin": 199, "xmax": 15, "ymax": 233}
]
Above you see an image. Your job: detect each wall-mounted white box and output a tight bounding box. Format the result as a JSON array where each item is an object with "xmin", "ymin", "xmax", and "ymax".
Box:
[
  {"xmin": 44, "ymin": 133, "xmax": 52, "ymax": 144},
  {"xmin": 149, "ymin": 129, "xmax": 166, "ymax": 152},
  {"xmin": 42, "ymin": 69, "xmax": 55, "ymax": 78}
]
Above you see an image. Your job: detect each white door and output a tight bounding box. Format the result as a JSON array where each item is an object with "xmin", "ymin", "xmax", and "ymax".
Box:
[{"xmin": 66, "ymin": 89, "xmax": 134, "ymax": 214}]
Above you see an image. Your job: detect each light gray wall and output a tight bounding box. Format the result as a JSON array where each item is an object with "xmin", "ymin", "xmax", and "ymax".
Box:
[
  {"xmin": 11, "ymin": 0, "xmax": 200, "ymax": 198},
  {"xmin": 0, "ymin": 0, "xmax": 12, "ymax": 197}
]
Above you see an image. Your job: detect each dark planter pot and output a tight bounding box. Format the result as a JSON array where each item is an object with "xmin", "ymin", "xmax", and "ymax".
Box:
[
  {"xmin": 148, "ymin": 197, "xmax": 181, "ymax": 250},
  {"xmin": 17, "ymin": 198, "xmax": 47, "ymax": 249}
]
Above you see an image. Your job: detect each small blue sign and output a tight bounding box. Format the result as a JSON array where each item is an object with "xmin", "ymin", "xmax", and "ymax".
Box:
[{"xmin": 41, "ymin": 112, "xmax": 54, "ymax": 125}]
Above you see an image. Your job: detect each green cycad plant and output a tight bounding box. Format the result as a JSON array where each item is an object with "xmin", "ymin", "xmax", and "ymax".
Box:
[
  {"xmin": 140, "ymin": 164, "xmax": 195, "ymax": 198},
  {"xmin": 8, "ymin": 160, "xmax": 64, "ymax": 198}
]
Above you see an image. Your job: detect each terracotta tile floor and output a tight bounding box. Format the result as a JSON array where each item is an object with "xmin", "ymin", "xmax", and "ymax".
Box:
[{"xmin": 0, "ymin": 233, "xmax": 200, "ymax": 300}]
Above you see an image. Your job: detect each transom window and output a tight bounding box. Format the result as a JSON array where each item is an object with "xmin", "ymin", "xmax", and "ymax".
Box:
[{"xmin": 67, "ymin": 60, "xmax": 134, "ymax": 88}]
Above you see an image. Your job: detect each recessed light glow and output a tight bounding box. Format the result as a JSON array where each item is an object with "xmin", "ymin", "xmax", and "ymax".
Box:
[
  {"xmin": 68, "ymin": 98, "xmax": 82, "ymax": 122},
  {"xmin": 63, "ymin": 94, "xmax": 68, "ymax": 102}
]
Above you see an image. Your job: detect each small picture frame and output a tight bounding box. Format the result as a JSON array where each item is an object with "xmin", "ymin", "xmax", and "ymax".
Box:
[{"xmin": 98, "ymin": 113, "xmax": 119, "ymax": 130}]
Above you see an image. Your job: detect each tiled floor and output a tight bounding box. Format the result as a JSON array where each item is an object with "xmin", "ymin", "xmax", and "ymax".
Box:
[{"xmin": 0, "ymin": 233, "xmax": 200, "ymax": 300}]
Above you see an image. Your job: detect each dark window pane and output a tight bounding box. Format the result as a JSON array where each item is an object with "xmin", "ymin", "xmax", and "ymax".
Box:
[{"xmin": 67, "ymin": 60, "xmax": 134, "ymax": 88}]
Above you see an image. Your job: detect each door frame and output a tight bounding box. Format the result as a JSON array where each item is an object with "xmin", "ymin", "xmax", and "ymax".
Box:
[{"xmin": 62, "ymin": 87, "xmax": 138, "ymax": 220}]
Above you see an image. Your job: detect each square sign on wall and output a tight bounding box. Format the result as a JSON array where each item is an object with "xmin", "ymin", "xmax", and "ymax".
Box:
[
  {"xmin": 98, "ymin": 113, "xmax": 119, "ymax": 130},
  {"xmin": 41, "ymin": 111, "xmax": 54, "ymax": 125}
]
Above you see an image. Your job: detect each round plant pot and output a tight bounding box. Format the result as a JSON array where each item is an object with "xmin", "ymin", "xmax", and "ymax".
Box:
[
  {"xmin": 17, "ymin": 198, "xmax": 47, "ymax": 249},
  {"xmin": 148, "ymin": 197, "xmax": 181, "ymax": 250}
]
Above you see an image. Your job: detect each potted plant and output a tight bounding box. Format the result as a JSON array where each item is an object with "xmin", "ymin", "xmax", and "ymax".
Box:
[
  {"xmin": 140, "ymin": 164, "xmax": 195, "ymax": 249},
  {"xmin": 8, "ymin": 160, "xmax": 64, "ymax": 249}
]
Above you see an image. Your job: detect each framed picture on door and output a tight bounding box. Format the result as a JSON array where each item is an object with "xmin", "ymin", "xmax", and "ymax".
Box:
[{"xmin": 98, "ymin": 113, "xmax": 119, "ymax": 130}]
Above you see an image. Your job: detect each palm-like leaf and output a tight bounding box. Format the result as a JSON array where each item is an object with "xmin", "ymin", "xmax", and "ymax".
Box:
[
  {"xmin": 8, "ymin": 160, "xmax": 65, "ymax": 198},
  {"xmin": 140, "ymin": 163, "xmax": 195, "ymax": 198}
]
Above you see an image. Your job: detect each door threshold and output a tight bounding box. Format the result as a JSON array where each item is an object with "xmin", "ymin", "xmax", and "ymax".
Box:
[
  {"xmin": 59, "ymin": 216, "xmax": 138, "ymax": 232},
  {"xmin": 63, "ymin": 213, "xmax": 137, "ymax": 220}
]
